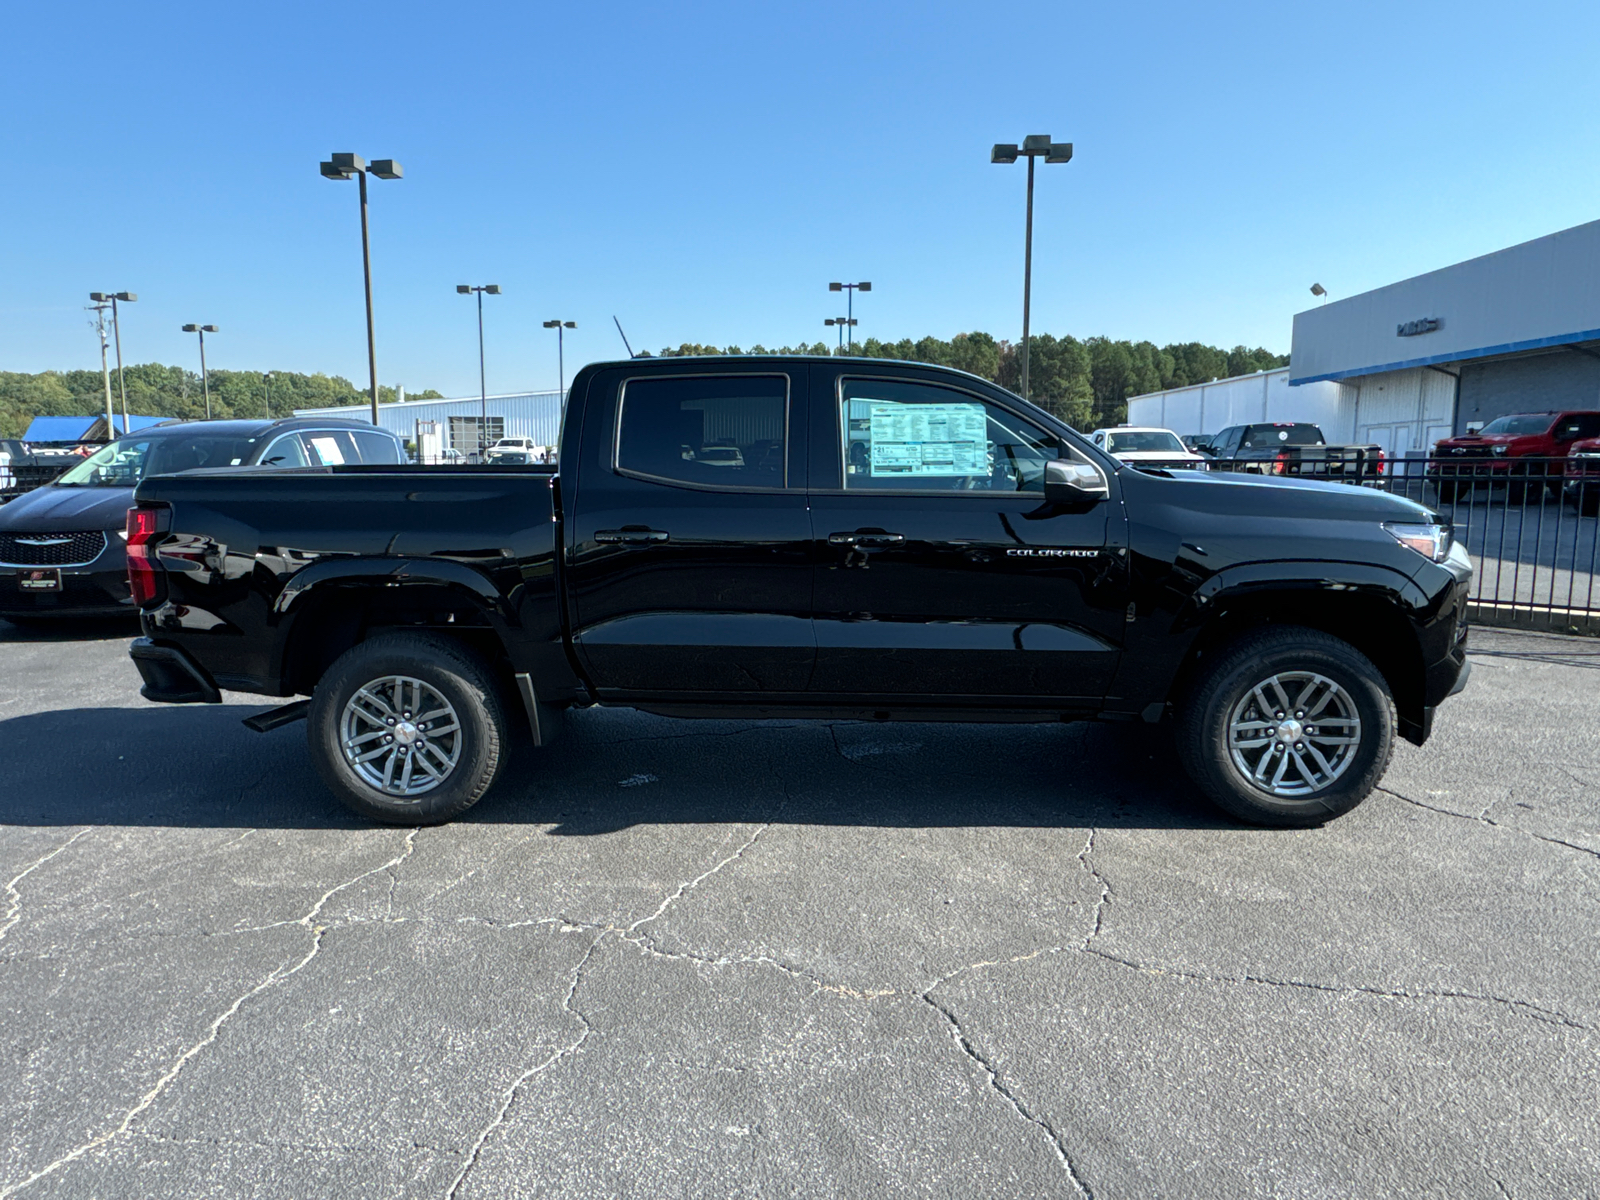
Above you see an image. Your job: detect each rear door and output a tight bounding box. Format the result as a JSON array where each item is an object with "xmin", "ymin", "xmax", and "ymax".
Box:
[
  {"xmin": 565, "ymin": 367, "xmax": 814, "ymax": 697},
  {"xmin": 806, "ymin": 367, "xmax": 1125, "ymax": 704}
]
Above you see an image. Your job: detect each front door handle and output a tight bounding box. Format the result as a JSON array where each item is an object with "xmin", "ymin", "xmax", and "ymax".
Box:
[
  {"xmin": 828, "ymin": 530, "xmax": 905, "ymax": 547},
  {"xmin": 595, "ymin": 527, "xmax": 670, "ymax": 544}
]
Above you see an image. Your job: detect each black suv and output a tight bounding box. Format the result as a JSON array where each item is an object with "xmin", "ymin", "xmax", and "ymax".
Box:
[{"xmin": 0, "ymin": 417, "xmax": 405, "ymax": 623}]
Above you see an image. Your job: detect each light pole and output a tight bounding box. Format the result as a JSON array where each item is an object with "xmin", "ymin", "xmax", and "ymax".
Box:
[
  {"xmin": 457, "ymin": 284, "xmax": 501, "ymax": 456},
  {"xmin": 321, "ymin": 152, "xmax": 403, "ymax": 424},
  {"xmin": 90, "ymin": 292, "xmax": 136, "ymax": 433},
  {"xmin": 263, "ymin": 372, "xmax": 274, "ymax": 418},
  {"xmin": 89, "ymin": 301, "xmax": 115, "ymax": 436},
  {"xmin": 825, "ymin": 317, "xmax": 857, "ymax": 351},
  {"xmin": 991, "ymin": 134, "xmax": 1072, "ymax": 402},
  {"xmin": 827, "ymin": 281, "xmax": 870, "ymax": 351},
  {"xmin": 182, "ymin": 324, "xmax": 218, "ymax": 418},
  {"xmin": 542, "ymin": 320, "xmax": 576, "ymax": 395}
]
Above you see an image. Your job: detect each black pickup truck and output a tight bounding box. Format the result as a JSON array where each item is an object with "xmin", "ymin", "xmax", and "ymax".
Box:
[
  {"xmin": 126, "ymin": 356, "xmax": 1472, "ymax": 828},
  {"xmin": 1203, "ymin": 422, "xmax": 1385, "ymax": 482}
]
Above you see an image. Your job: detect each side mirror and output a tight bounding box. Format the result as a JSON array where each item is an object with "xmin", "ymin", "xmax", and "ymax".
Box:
[{"xmin": 1043, "ymin": 459, "xmax": 1109, "ymax": 504}]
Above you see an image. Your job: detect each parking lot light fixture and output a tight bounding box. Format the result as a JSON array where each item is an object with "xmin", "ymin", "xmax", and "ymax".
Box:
[
  {"xmin": 827, "ymin": 282, "xmax": 870, "ymax": 350},
  {"xmin": 321, "ymin": 151, "xmax": 403, "ymax": 423},
  {"xmin": 992, "ymin": 133, "xmax": 1072, "ymax": 401},
  {"xmin": 542, "ymin": 319, "xmax": 576, "ymax": 396},
  {"xmin": 181, "ymin": 324, "xmax": 219, "ymax": 419},
  {"xmin": 459, "ymin": 285, "xmax": 501, "ymax": 453},
  {"xmin": 91, "ymin": 292, "xmax": 137, "ymax": 432},
  {"xmin": 824, "ymin": 316, "xmax": 857, "ymax": 351}
]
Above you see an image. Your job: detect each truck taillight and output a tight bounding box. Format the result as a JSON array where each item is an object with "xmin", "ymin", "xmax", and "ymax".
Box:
[
  {"xmin": 1375, "ymin": 449, "xmax": 1387, "ymax": 477},
  {"xmin": 125, "ymin": 504, "xmax": 170, "ymax": 608},
  {"xmin": 1272, "ymin": 451, "xmax": 1289, "ymax": 476}
]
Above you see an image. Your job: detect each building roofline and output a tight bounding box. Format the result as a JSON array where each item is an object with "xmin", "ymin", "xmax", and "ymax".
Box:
[{"xmin": 1287, "ymin": 326, "xmax": 1600, "ymax": 385}]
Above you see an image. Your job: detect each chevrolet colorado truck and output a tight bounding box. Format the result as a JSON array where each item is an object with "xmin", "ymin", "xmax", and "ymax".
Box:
[{"xmin": 126, "ymin": 356, "xmax": 1473, "ymax": 828}]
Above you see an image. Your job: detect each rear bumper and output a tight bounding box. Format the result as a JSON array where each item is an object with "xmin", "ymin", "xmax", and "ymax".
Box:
[{"xmin": 130, "ymin": 637, "xmax": 222, "ymax": 704}]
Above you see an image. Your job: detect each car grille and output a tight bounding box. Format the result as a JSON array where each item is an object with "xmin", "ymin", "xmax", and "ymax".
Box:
[{"xmin": 0, "ymin": 530, "xmax": 109, "ymax": 567}]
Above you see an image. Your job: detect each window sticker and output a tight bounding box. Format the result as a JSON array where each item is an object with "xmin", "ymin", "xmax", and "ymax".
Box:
[
  {"xmin": 866, "ymin": 401, "xmax": 987, "ymax": 477},
  {"xmin": 309, "ymin": 436, "xmax": 345, "ymax": 465}
]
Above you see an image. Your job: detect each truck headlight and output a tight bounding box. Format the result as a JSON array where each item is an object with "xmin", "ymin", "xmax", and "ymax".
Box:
[
  {"xmin": 1492, "ymin": 444, "xmax": 1508, "ymax": 455},
  {"xmin": 1383, "ymin": 521, "xmax": 1453, "ymax": 563}
]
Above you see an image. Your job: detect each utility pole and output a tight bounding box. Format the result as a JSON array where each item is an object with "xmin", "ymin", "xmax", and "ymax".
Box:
[{"xmin": 91, "ymin": 292, "xmax": 137, "ymax": 432}]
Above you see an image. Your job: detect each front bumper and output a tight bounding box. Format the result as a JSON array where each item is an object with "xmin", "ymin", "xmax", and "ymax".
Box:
[{"xmin": 0, "ymin": 563, "xmax": 134, "ymax": 617}]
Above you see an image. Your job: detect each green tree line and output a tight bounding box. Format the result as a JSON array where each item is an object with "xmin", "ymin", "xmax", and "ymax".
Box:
[
  {"xmin": 0, "ymin": 364, "xmax": 443, "ymax": 438},
  {"xmin": 654, "ymin": 334, "xmax": 1286, "ymax": 429}
]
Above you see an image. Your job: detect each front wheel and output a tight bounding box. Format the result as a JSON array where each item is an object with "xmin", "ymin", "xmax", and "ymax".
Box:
[
  {"xmin": 307, "ymin": 633, "xmax": 509, "ymax": 825},
  {"xmin": 1176, "ymin": 627, "xmax": 1395, "ymax": 828}
]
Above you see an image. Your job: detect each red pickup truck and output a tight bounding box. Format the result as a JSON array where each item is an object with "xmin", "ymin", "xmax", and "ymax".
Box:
[
  {"xmin": 1430, "ymin": 410, "xmax": 1600, "ymax": 501},
  {"xmin": 1564, "ymin": 437, "xmax": 1600, "ymax": 514}
]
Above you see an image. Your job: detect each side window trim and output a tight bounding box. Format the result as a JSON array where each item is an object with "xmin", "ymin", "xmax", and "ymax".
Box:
[
  {"xmin": 611, "ymin": 372, "xmax": 794, "ymax": 492},
  {"xmin": 831, "ymin": 372, "xmax": 1066, "ymax": 496}
]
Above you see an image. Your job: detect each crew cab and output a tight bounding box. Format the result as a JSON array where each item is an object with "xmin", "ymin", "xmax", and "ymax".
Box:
[
  {"xmin": 1203, "ymin": 423, "xmax": 1384, "ymax": 482},
  {"xmin": 1430, "ymin": 411, "xmax": 1600, "ymax": 501},
  {"xmin": 126, "ymin": 357, "xmax": 1472, "ymax": 829}
]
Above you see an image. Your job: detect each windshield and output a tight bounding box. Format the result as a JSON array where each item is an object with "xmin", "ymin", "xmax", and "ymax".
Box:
[
  {"xmin": 53, "ymin": 434, "xmax": 263, "ymax": 488},
  {"xmin": 1106, "ymin": 430, "xmax": 1184, "ymax": 454},
  {"xmin": 1242, "ymin": 424, "xmax": 1324, "ymax": 447},
  {"xmin": 1478, "ymin": 414, "xmax": 1553, "ymax": 436}
]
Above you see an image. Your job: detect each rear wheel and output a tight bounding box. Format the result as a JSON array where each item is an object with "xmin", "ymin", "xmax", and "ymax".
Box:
[
  {"xmin": 1176, "ymin": 627, "xmax": 1395, "ymax": 828},
  {"xmin": 308, "ymin": 633, "xmax": 508, "ymax": 825}
]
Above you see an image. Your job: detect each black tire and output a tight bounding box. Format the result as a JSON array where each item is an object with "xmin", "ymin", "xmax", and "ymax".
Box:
[
  {"xmin": 307, "ymin": 633, "xmax": 508, "ymax": 825},
  {"xmin": 1176, "ymin": 626, "xmax": 1395, "ymax": 828}
]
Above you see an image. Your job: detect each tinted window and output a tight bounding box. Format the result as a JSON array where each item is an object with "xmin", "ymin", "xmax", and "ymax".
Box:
[
  {"xmin": 257, "ymin": 435, "xmax": 309, "ymax": 467},
  {"xmin": 350, "ymin": 431, "xmax": 403, "ymax": 464},
  {"xmin": 1242, "ymin": 424, "xmax": 1324, "ymax": 447},
  {"xmin": 840, "ymin": 379, "xmax": 1064, "ymax": 493},
  {"xmin": 617, "ymin": 376, "xmax": 788, "ymax": 488}
]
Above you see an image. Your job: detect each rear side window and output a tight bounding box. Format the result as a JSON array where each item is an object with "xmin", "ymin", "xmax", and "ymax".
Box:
[
  {"xmin": 616, "ymin": 375, "xmax": 788, "ymax": 489},
  {"xmin": 350, "ymin": 431, "xmax": 403, "ymax": 464}
]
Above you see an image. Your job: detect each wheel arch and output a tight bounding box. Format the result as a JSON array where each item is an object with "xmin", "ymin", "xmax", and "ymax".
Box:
[{"xmin": 1166, "ymin": 564, "xmax": 1432, "ymax": 743}]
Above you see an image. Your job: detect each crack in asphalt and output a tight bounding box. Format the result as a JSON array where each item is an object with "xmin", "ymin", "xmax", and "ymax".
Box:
[
  {"xmin": 443, "ymin": 820, "xmax": 774, "ymax": 1198},
  {"xmin": 1380, "ymin": 785, "xmax": 1600, "ymax": 861},
  {"xmin": 921, "ymin": 992, "xmax": 1093, "ymax": 1198},
  {"xmin": 0, "ymin": 828, "xmax": 91, "ymax": 944},
  {"xmin": 1080, "ymin": 945, "xmax": 1594, "ymax": 1031},
  {"xmin": 0, "ymin": 829, "xmax": 420, "ymax": 1199}
]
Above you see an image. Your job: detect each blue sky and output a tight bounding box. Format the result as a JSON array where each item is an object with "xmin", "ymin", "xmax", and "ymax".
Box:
[{"xmin": 3, "ymin": 0, "xmax": 1598, "ymax": 397}]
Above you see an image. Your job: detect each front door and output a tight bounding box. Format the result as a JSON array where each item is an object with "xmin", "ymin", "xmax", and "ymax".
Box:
[
  {"xmin": 566, "ymin": 368, "xmax": 814, "ymax": 698},
  {"xmin": 807, "ymin": 370, "xmax": 1126, "ymax": 704}
]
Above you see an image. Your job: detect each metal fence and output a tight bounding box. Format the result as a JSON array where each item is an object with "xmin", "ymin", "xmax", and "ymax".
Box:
[{"xmin": 1198, "ymin": 454, "xmax": 1600, "ymax": 633}]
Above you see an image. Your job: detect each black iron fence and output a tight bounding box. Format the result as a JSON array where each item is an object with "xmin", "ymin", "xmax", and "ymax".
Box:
[{"xmin": 1196, "ymin": 454, "xmax": 1600, "ymax": 632}]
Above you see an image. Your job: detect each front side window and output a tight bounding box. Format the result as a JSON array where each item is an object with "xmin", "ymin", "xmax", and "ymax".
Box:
[
  {"xmin": 840, "ymin": 378, "xmax": 1063, "ymax": 492},
  {"xmin": 616, "ymin": 375, "xmax": 787, "ymax": 488}
]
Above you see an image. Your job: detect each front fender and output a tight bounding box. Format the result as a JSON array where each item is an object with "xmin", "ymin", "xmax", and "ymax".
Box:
[{"xmin": 1176, "ymin": 559, "xmax": 1431, "ymax": 630}]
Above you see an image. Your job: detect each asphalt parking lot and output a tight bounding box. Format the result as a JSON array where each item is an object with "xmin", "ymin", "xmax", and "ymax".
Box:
[{"xmin": 1, "ymin": 619, "xmax": 1597, "ymax": 1199}]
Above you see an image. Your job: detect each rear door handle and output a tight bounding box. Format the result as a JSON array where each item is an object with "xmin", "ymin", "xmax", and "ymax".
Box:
[
  {"xmin": 595, "ymin": 528, "xmax": 670, "ymax": 544},
  {"xmin": 829, "ymin": 530, "xmax": 905, "ymax": 547}
]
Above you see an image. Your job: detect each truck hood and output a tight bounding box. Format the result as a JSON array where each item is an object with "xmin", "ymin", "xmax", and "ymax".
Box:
[
  {"xmin": 0, "ymin": 483, "xmax": 134, "ymax": 532},
  {"xmin": 1139, "ymin": 468, "xmax": 1438, "ymax": 523}
]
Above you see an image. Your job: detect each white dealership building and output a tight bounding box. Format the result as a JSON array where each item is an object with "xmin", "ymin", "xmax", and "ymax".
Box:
[{"xmin": 1130, "ymin": 217, "xmax": 1600, "ymax": 456}]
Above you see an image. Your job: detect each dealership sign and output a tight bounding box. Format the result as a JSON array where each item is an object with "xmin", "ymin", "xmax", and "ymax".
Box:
[{"xmin": 1397, "ymin": 317, "xmax": 1442, "ymax": 337}]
